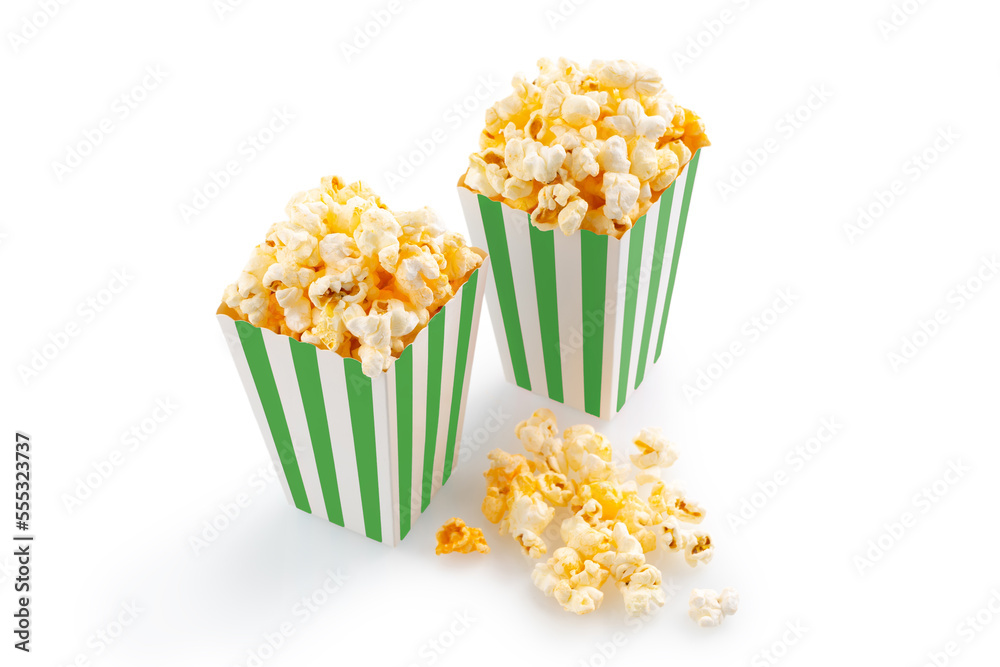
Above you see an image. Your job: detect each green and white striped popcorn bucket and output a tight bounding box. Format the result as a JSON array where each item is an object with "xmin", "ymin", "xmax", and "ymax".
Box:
[
  {"xmin": 217, "ymin": 261, "xmax": 489, "ymax": 545},
  {"xmin": 459, "ymin": 150, "xmax": 702, "ymax": 420}
]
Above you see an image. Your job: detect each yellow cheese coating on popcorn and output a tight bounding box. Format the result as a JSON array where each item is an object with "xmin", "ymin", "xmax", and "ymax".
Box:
[
  {"xmin": 461, "ymin": 58, "xmax": 710, "ymax": 238},
  {"xmin": 221, "ymin": 176, "xmax": 485, "ymax": 378},
  {"xmin": 482, "ymin": 409, "xmax": 718, "ymax": 617},
  {"xmin": 435, "ymin": 517, "xmax": 490, "ymax": 555}
]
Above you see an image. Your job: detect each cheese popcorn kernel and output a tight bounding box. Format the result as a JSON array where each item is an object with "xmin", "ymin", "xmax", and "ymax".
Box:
[
  {"xmin": 484, "ymin": 411, "xmax": 721, "ymax": 616},
  {"xmin": 462, "ymin": 58, "xmax": 709, "ymax": 238},
  {"xmin": 435, "ymin": 518, "xmax": 490, "ymax": 555},
  {"xmin": 221, "ymin": 176, "xmax": 484, "ymax": 378}
]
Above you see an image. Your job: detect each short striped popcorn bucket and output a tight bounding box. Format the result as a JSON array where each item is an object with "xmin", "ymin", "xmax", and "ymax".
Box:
[
  {"xmin": 217, "ymin": 261, "xmax": 489, "ymax": 545},
  {"xmin": 459, "ymin": 151, "xmax": 702, "ymax": 420}
]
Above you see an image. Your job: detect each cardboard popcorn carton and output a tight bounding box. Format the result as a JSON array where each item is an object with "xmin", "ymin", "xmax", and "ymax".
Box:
[
  {"xmin": 217, "ymin": 260, "xmax": 489, "ymax": 545},
  {"xmin": 460, "ymin": 151, "xmax": 702, "ymax": 420}
]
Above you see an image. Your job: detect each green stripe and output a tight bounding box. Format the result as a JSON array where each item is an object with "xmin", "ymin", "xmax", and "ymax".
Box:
[
  {"xmin": 420, "ymin": 309, "xmax": 446, "ymax": 511},
  {"xmin": 634, "ymin": 184, "xmax": 677, "ymax": 389},
  {"xmin": 580, "ymin": 231, "xmax": 609, "ymax": 417},
  {"xmin": 529, "ymin": 226, "xmax": 563, "ymax": 402},
  {"xmin": 655, "ymin": 150, "xmax": 701, "ymax": 362},
  {"xmin": 343, "ymin": 359, "xmax": 382, "ymax": 542},
  {"xmin": 443, "ymin": 269, "xmax": 479, "ymax": 484},
  {"xmin": 235, "ymin": 321, "xmax": 311, "ymax": 513},
  {"xmin": 616, "ymin": 213, "xmax": 648, "ymax": 411},
  {"xmin": 288, "ymin": 338, "xmax": 344, "ymax": 526},
  {"xmin": 394, "ymin": 346, "xmax": 414, "ymax": 540},
  {"xmin": 477, "ymin": 195, "xmax": 531, "ymax": 390}
]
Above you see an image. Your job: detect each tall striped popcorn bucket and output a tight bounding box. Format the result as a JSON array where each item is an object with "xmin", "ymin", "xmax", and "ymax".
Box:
[
  {"xmin": 217, "ymin": 260, "xmax": 489, "ymax": 546},
  {"xmin": 459, "ymin": 150, "xmax": 702, "ymax": 420}
]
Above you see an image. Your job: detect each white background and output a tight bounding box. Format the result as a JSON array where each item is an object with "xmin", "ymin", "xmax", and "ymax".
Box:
[{"xmin": 2, "ymin": 0, "xmax": 999, "ymax": 665}]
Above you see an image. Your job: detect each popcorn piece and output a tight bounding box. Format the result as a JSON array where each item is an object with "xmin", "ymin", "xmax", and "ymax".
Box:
[
  {"xmin": 682, "ymin": 530, "xmax": 714, "ymax": 567},
  {"xmin": 502, "ymin": 492, "xmax": 555, "ymax": 558},
  {"xmin": 435, "ymin": 518, "xmax": 490, "ymax": 555},
  {"xmin": 689, "ymin": 587, "xmax": 739, "ymax": 627},
  {"xmin": 462, "ymin": 58, "xmax": 709, "ymax": 237},
  {"xmin": 649, "ymin": 481, "xmax": 705, "ymax": 524},
  {"xmin": 617, "ymin": 563, "xmax": 667, "ymax": 617},
  {"xmin": 532, "ymin": 547, "xmax": 609, "ymax": 615},
  {"xmin": 630, "ymin": 427, "xmax": 679, "ymax": 485}
]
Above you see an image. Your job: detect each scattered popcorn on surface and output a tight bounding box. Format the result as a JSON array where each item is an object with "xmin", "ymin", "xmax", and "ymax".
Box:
[
  {"xmin": 688, "ymin": 587, "xmax": 739, "ymax": 627},
  {"xmin": 461, "ymin": 58, "xmax": 710, "ymax": 238},
  {"xmin": 435, "ymin": 517, "xmax": 490, "ymax": 555},
  {"xmin": 482, "ymin": 409, "xmax": 716, "ymax": 616},
  {"xmin": 221, "ymin": 176, "xmax": 485, "ymax": 378}
]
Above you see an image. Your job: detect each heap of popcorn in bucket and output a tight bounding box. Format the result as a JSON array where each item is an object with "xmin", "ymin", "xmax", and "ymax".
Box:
[
  {"xmin": 460, "ymin": 57, "xmax": 710, "ymax": 237},
  {"xmin": 221, "ymin": 176, "xmax": 485, "ymax": 377}
]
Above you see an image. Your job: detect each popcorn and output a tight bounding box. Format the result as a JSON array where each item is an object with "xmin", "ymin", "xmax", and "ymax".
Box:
[
  {"xmin": 462, "ymin": 58, "xmax": 709, "ymax": 238},
  {"xmin": 435, "ymin": 518, "xmax": 490, "ymax": 555},
  {"xmin": 484, "ymin": 411, "xmax": 719, "ymax": 616},
  {"xmin": 689, "ymin": 587, "xmax": 739, "ymax": 627},
  {"xmin": 501, "ymin": 492, "xmax": 555, "ymax": 558},
  {"xmin": 221, "ymin": 176, "xmax": 484, "ymax": 378},
  {"xmin": 630, "ymin": 427, "xmax": 679, "ymax": 485},
  {"xmin": 531, "ymin": 547, "xmax": 609, "ymax": 615}
]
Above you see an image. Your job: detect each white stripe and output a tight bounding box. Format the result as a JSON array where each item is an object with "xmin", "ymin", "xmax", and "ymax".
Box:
[
  {"xmin": 652, "ymin": 183, "xmax": 684, "ymax": 365},
  {"xmin": 217, "ymin": 315, "xmax": 294, "ymax": 505},
  {"xmin": 459, "ymin": 188, "xmax": 516, "ymax": 386},
  {"xmin": 409, "ymin": 327, "xmax": 430, "ymax": 529},
  {"xmin": 431, "ymin": 302, "xmax": 459, "ymax": 497},
  {"xmin": 604, "ymin": 232, "xmax": 628, "ymax": 419},
  {"xmin": 369, "ymin": 373, "xmax": 395, "ymax": 545},
  {"xmin": 452, "ymin": 260, "xmax": 490, "ymax": 478},
  {"xmin": 386, "ymin": 360, "xmax": 401, "ymax": 543},
  {"xmin": 260, "ymin": 331, "xmax": 328, "ymax": 520},
  {"xmin": 627, "ymin": 204, "xmax": 659, "ymax": 404},
  {"xmin": 501, "ymin": 203, "xmax": 546, "ymax": 394},
  {"xmin": 552, "ymin": 231, "xmax": 585, "ymax": 414},
  {"xmin": 315, "ymin": 352, "xmax": 366, "ymax": 537}
]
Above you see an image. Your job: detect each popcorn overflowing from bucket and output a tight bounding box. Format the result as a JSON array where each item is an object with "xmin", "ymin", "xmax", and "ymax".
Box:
[
  {"xmin": 222, "ymin": 176, "xmax": 484, "ymax": 377},
  {"xmin": 461, "ymin": 58, "xmax": 710, "ymax": 237}
]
